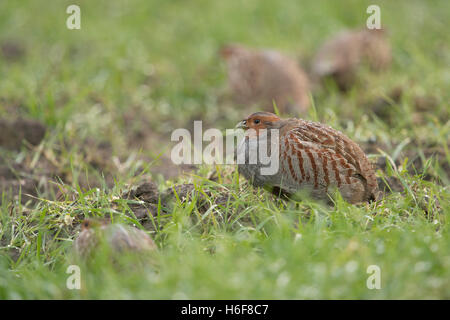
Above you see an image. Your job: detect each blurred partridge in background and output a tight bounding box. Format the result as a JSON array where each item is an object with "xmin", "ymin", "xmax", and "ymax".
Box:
[
  {"xmin": 236, "ymin": 112, "xmax": 380, "ymax": 204},
  {"xmin": 73, "ymin": 219, "xmax": 157, "ymax": 258},
  {"xmin": 221, "ymin": 44, "xmax": 311, "ymax": 114},
  {"xmin": 312, "ymin": 28, "xmax": 392, "ymax": 90}
]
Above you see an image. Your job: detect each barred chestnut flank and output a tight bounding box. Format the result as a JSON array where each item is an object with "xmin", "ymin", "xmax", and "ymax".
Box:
[{"xmin": 237, "ymin": 112, "xmax": 380, "ymax": 204}]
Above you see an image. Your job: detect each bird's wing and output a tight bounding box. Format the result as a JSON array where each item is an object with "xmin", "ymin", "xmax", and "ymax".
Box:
[
  {"xmin": 283, "ymin": 121, "xmax": 379, "ymax": 200},
  {"xmin": 280, "ymin": 122, "xmax": 365, "ymax": 190},
  {"xmin": 289, "ymin": 121, "xmax": 364, "ymax": 174}
]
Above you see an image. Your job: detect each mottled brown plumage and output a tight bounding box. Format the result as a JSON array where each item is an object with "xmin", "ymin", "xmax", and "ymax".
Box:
[
  {"xmin": 236, "ymin": 112, "xmax": 380, "ymax": 204},
  {"xmin": 221, "ymin": 44, "xmax": 311, "ymax": 114},
  {"xmin": 312, "ymin": 28, "xmax": 391, "ymax": 90},
  {"xmin": 73, "ymin": 219, "xmax": 157, "ymax": 258}
]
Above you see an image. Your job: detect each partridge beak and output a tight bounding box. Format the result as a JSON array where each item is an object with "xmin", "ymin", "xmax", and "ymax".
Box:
[{"xmin": 235, "ymin": 120, "xmax": 248, "ymax": 130}]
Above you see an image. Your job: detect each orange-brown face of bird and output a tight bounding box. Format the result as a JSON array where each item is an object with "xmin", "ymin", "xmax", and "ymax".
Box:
[{"xmin": 236, "ymin": 112, "xmax": 281, "ymax": 134}]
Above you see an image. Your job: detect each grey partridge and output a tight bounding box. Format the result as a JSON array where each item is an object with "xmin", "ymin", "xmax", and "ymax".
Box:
[
  {"xmin": 73, "ymin": 219, "xmax": 157, "ymax": 258},
  {"xmin": 220, "ymin": 44, "xmax": 311, "ymax": 114},
  {"xmin": 312, "ymin": 28, "xmax": 391, "ymax": 90},
  {"xmin": 236, "ymin": 112, "xmax": 380, "ymax": 204}
]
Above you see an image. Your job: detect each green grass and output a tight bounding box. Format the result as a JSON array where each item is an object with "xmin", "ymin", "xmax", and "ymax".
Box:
[{"xmin": 0, "ymin": 0, "xmax": 449, "ymax": 299}]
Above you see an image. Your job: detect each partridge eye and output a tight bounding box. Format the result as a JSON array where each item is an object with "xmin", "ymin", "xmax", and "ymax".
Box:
[{"xmin": 254, "ymin": 119, "xmax": 260, "ymax": 124}]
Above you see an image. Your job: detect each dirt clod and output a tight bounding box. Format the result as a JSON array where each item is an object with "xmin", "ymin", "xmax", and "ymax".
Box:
[
  {"xmin": 0, "ymin": 118, "xmax": 46, "ymax": 150},
  {"xmin": 0, "ymin": 177, "xmax": 38, "ymax": 204},
  {"xmin": 125, "ymin": 181, "xmax": 160, "ymax": 204},
  {"xmin": 367, "ymin": 87, "xmax": 403, "ymax": 122},
  {"xmin": 162, "ymin": 183, "xmax": 196, "ymax": 202},
  {"xmin": 377, "ymin": 176, "xmax": 404, "ymax": 194},
  {"xmin": 1, "ymin": 40, "xmax": 25, "ymax": 61}
]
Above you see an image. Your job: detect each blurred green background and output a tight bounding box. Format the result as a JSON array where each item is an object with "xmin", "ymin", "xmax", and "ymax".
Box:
[{"xmin": 0, "ymin": 0, "xmax": 448, "ymax": 299}]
